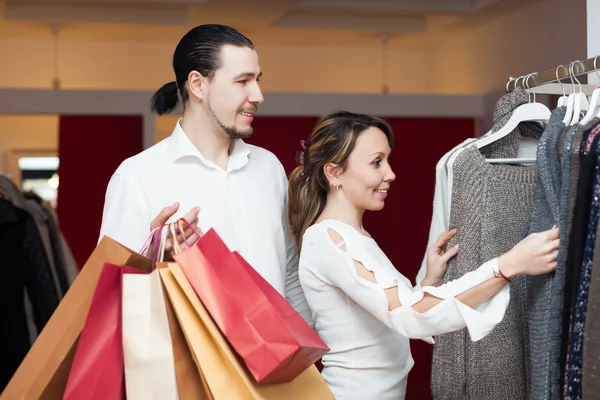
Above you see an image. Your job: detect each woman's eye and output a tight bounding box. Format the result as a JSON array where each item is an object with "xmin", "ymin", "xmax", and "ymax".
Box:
[{"xmin": 372, "ymin": 159, "xmax": 381, "ymax": 167}]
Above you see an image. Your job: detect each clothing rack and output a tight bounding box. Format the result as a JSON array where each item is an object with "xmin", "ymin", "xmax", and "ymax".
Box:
[{"xmin": 508, "ymin": 55, "xmax": 600, "ymax": 96}]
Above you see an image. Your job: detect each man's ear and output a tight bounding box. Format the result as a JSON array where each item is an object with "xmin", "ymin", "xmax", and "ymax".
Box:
[{"xmin": 187, "ymin": 70, "xmax": 207, "ymax": 103}]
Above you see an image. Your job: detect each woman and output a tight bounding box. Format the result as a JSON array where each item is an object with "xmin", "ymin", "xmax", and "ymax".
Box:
[{"xmin": 288, "ymin": 111, "xmax": 559, "ymax": 399}]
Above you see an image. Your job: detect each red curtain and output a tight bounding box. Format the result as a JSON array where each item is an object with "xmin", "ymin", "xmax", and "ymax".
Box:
[
  {"xmin": 57, "ymin": 115, "xmax": 143, "ymax": 269},
  {"xmin": 248, "ymin": 116, "xmax": 475, "ymax": 400}
]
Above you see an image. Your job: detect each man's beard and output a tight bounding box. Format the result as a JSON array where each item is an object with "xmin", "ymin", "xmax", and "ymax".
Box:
[{"xmin": 208, "ymin": 100, "xmax": 254, "ymax": 140}]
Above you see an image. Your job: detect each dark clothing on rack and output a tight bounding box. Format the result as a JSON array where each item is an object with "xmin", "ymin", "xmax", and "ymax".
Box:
[
  {"xmin": 562, "ymin": 132, "xmax": 600, "ymax": 392},
  {"xmin": 583, "ymin": 158, "xmax": 600, "ymax": 399},
  {"xmin": 0, "ymin": 198, "xmax": 59, "ymax": 391},
  {"xmin": 0, "ymin": 176, "xmax": 77, "ymax": 392},
  {"xmin": 559, "ymin": 121, "xmax": 600, "ymax": 392},
  {"xmin": 566, "ymin": 137, "xmax": 600, "ymax": 400},
  {"xmin": 24, "ymin": 192, "xmax": 70, "ymax": 293}
]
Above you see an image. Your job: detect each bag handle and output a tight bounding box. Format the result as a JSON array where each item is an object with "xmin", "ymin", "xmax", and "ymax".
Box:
[
  {"xmin": 170, "ymin": 218, "xmax": 204, "ymax": 254},
  {"xmin": 139, "ymin": 226, "xmax": 161, "ymax": 258},
  {"xmin": 169, "ymin": 223, "xmax": 181, "ymax": 255},
  {"xmin": 179, "ymin": 217, "xmax": 204, "ymax": 239},
  {"xmin": 156, "ymin": 224, "xmax": 169, "ymax": 264}
]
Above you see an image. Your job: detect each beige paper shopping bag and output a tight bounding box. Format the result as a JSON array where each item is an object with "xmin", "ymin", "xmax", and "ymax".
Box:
[
  {"xmin": 122, "ymin": 268, "xmax": 179, "ymax": 400},
  {"xmin": 122, "ymin": 226, "xmax": 179, "ymax": 400}
]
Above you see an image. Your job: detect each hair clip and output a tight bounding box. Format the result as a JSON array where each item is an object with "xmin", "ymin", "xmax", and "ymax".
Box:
[{"xmin": 296, "ymin": 140, "xmax": 309, "ymax": 177}]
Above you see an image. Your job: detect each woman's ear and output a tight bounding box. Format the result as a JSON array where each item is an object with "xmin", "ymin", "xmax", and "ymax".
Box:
[
  {"xmin": 324, "ymin": 162, "xmax": 341, "ymax": 186},
  {"xmin": 187, "ymin": 70, "xmax": 206, "ymax": 103}
]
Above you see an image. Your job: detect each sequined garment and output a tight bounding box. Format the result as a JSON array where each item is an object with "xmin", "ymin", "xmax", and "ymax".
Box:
[{"xmin": 566, "ymin": 138, "xmax": 600, "ymax": 400}]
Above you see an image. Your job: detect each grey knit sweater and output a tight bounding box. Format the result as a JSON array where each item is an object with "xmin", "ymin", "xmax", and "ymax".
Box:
[
  {"xmin": 431, "ymin": 146, "xmax": 538, "ymax": 400},
  {"xmin": 431, "ymin": 89, "xmax": 541, "ymax": 400},
  {"xmin": 523, "ymin": 109, "xmax": 566, "ymax": 399}
]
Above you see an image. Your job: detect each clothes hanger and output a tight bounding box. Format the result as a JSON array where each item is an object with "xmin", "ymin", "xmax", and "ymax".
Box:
[
  {"xmin": 485, "ymin": 73, "xmax": 547, "ymax": 165},
  {"xmin": 580, "ymin": 56, "xmax": 600, "ymax": 126},
  {"xmin": 562, "ymin": 63, "xmax": 577, "ymax": 125},
  {"xmin": 478, "ymin": 73, "xmax": 550, "ymax": 162},
  {"xmin": 556, "ymin": 65, "xmax": 569, "ymax": 108},
  {"xmin": 565, "ymin": 60, "xmax": 589, "ymax": 126}
]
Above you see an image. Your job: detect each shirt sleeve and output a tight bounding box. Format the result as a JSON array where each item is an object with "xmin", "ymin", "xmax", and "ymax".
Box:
[
  {"xmin": 98, "ymin": 172, "xmax": 152, "ymax": 253},
  {"xmin": 306, "ymin": 225, "xmax": 509, "ymax": 342}
]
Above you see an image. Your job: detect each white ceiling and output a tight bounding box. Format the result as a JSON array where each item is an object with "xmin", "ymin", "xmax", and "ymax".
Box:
[{"xmin": 0, "ymin": 0, "xmax": 542, "ymax": 48}]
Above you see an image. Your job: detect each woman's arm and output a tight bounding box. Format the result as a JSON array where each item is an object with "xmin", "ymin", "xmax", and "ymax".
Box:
[
  {"xmin": 404, "ymin": 227, "xmax": 560, "ymax": 313},
  {"xmin": 322, "ymin": 226, "xmax": 559, "ymax": 340}
]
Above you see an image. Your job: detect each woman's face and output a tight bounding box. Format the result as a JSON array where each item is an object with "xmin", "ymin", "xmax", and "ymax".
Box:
[{"xmin": 337, "ymin": 127, "xmax": 396, "ymax": 211}]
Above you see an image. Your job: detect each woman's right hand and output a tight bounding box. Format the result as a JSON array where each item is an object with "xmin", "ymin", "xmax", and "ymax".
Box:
[{"xmin": 498, "ymin": 226, "xmax": 560, "ymax": 279}]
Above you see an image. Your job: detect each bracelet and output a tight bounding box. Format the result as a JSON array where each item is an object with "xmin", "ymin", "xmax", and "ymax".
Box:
[{"xmin": 493, "ymin": 267, "xmax": 512, "ymax": 283}]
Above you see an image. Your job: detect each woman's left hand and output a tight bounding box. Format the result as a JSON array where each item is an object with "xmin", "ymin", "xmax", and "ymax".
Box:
[{"xmin": 423, "ymin": 229, "xmax": 459, "ymax": 287}]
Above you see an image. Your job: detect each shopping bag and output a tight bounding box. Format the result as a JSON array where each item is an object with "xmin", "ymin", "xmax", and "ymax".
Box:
[
  {"xmin": 174, "ymin": 226, "xmax": 329, "ymax": 383},
  {"xmin": 160, "ymin": 261, "xmax": 334, "ymax": 399},
  {"xmin": 158, "ymin": 222, "xmax": 212, "ymax": 400},
  {"xmin": 233, "ymin": 251, "xmax": 329, "ymax": 380},
  {"xmin": 1, "ymin": 237, "xmax": 150, "ymax": 400},
  {"xmin": 122, "ymin": 225, "xmax": 179, "ymax": 400},
  {"xmin": 162, "ymin": 276, "xmax": 213, "ymax": 400},
  {"xmin": 63, "ymin": 262, "xmax": 144, "ymax": 400}
]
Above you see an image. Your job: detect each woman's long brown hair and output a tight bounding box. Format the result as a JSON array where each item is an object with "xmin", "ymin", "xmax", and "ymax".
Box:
[{"xmin": 288, "ymin": 111, "xmax": 394, "ymax": 250}]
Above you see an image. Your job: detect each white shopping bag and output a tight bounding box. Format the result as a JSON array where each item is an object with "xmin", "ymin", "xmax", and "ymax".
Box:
[{"xmin": 123, "ymin": 226, "xmax": 179, "ymax": 400}]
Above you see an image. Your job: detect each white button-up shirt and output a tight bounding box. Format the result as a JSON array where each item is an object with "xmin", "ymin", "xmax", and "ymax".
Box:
[{"xmin": 99, "ymin": 120, "xmax": 312, "ymax": 324}]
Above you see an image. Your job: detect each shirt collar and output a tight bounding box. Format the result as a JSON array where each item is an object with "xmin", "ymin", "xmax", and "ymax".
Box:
[{"xmin": 167, "ymin": 118, "xmax": 251, "ymax": 173}]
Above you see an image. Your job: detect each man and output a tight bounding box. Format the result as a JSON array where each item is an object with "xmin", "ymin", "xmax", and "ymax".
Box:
[{"xmin": 98, "ymin": 24, "xmax": 311, "ymax": 324}]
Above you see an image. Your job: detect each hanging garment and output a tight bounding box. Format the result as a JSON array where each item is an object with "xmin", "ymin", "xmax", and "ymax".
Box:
[
  {"xmin": 45, "ymin": 206, "xmax": 79, "ymax": 285},
  {"xmin": 445, "ymin": 141, "xmax": 477, "ymax": 226},
  {"xmin": 0, "ymin": 178, "xmax": 63, "ymax": 300},
  {"xmin": 0, "ymin": 198, "xmax": 60, "ymax": 392},
  {"xmin": 583, "ymin": 139, "xmax": 600, "ymax": 398},
  {"xmin": 526, "ymin": 118, "xmax": 587, "ymax": 400},
  {"xmin": 416, "ymin": 138, "xmax": 477, "ymax": 287},
  {"xmin": 23, "ymin": 192, "xmax": 71, "ymax": 293},
  {"xmin": 566, "ymin": 121, "xmax": 598, "ymax": 262},
  {"xmin": 431, "ymin": 88, "xmax": 542, "ymax": 400},
  {"xmin": 23, "ymin": 197, "xmax": 65, "ymax": 300},
  {"xmin": 554, "ymin": 124, "xmax": 582, "ymax": 397},
  {"xmin": 585, "ymin": 122, "xmax": 600, "ymax": 153},
  {"xmin": 525, "ymin": 107, "xmax": 566, "ymax": 233},
  {"xmin": 561, "ymin": 122, "xmax": 600, "ymax": 391},
  {"xmin": 0, "ymin": 176, "xmax": 62, "ymax": 392},
  {"xmin": 562, "ymin": 130, "xmax": 600, "ymax": 395},
  {"xmin": 0, "ymin": 199, "xmax": 34, "ymax": 392},
  {"xmin": 566, "ymin": 137, "xmax": 600, "ymax": 400}
]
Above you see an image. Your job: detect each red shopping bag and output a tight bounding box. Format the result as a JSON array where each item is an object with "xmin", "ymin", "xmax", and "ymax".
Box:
[
  {"xmin": 63, "ymin": 262, "xmax": 145, "ymax": 400},
  {"xmin": 174, "ymin": 227, "xmax": 329, "ymax": 384}
]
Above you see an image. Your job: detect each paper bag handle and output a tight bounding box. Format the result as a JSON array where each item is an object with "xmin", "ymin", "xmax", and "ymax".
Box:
[
  {"xmin": 169, "ymin": 223, "xmax": 181, "ymax": 255},
  {"xmin": 170, "ymin": 218, "xmax": 204, "ymax": 254},
  {"xmin": 155, "ymin": 224, "xmax": 169, "ymax": 265},
  {"xmin": 179, "ymin": 217, "xmax": 204, "ymax": 239},
  {"xmin": 139, "ymin": 226, "xmax": 161, "ymax": 257}
]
